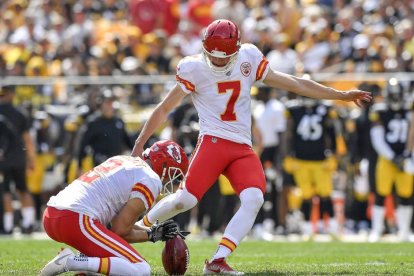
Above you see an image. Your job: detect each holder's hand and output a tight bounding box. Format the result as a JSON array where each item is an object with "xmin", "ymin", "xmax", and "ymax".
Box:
[{"xmin": 146, "ymin": 220, "xmax": 179, "ymax": 243}]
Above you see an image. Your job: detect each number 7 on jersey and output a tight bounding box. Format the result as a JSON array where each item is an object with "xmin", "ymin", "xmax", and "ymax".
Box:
[{"xmin": 217, "ymin": 81, "xmax": 241, "ymax": 122}]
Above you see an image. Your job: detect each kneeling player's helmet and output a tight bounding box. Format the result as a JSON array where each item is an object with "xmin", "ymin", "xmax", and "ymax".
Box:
[
  {"xmin": 385, "ymin": 78, "xmax": 404, "ymax": 110},
  {"xmin": 143, "ymin": 140, "xmax": 189, "ymax": 195},
  {"xmin": 202, "ymin": 19, "xmax": 241, "ymax": 74}
]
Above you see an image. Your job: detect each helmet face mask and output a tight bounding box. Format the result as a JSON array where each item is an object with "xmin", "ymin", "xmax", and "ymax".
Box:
[
  {"xmin": 202, "ymin": 19, "xmax": 241, "ymax": 74},
  {"xmin": 143, "ymin": 141, "xmax": 189, "ymax": 196},
  {"xmin": 163, "ymin": 166, "xmax": 185, "ymax": 195}
]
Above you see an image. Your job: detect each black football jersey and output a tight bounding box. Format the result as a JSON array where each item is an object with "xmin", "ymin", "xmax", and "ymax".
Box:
[
  {"xmin": 286, "ymin": 101, "xmax": 336, "ymax": 161},
  {"xmin": 369, "ymin": 103, "xmax": 412, "ymax": 156}
]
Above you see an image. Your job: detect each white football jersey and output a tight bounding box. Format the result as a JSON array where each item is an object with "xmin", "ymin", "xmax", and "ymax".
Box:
[
  {"xmin": 176, "ymin": 43, "xmax": 270, "ymax": 146},
  {"xmin": 47, "ymin": 155, "xmax": 161, "ymax": 226}
]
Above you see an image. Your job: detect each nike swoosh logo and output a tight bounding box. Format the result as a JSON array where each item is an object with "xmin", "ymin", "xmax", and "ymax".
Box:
[{"xmin": 54, "ymin": 254, "xmax": 71, "ymax": 265}]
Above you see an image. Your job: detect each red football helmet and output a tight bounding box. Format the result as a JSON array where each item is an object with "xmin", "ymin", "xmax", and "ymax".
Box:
[
  {"xmin": 202, "ymin": 19, "xmax": 241, "ymax": 74},
  {"xmin": 143, "ymin": 140, "xmax": 189, "ymax": 195}
]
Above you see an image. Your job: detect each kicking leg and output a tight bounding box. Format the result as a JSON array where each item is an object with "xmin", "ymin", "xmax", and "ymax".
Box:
[{"xmin": 138, "ymin": 189, "xmax": 198, "ymax": 226}]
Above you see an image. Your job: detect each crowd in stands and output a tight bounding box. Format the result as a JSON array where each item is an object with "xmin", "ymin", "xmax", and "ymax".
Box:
[{"xmin": 1, "ymin": 0, "xmax": 414, "ymax": 240}]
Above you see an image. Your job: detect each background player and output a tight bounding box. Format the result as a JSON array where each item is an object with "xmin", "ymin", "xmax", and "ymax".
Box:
[
  {"xmin": 283, "ymin": 96, "xmax": 341, "ymax": 238},
  {"xmin": 368, "ymin": 78, "xmax": 414, "ymax": 242},
  {"xmin": 131, "ymin": 19, "xmax": 372, "ymax": 274}
]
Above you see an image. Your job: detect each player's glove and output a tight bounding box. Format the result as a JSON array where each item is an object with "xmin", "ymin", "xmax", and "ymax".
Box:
[
  {"xmin": 146, "ymin": 220, "xmax": 179, "ymax": 243},
  {"xmin": 177, "ymin": 230, "xmax": 191, "ymax": 240}
]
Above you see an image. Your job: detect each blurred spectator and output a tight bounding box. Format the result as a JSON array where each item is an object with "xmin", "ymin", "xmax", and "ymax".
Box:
[
  {"xmin": 187, "ymin": 0, "xmax": 214, "ymax": 35},
  {"xmin": 63, "ymin": 3, "xmax": 94, "ymax": 51},
  {"xmin": 241, "ymin": 7, "xmax": 279, "ymax": 44},
  {"xmin": 346, "ymin": 82, "xmax": 381, "ymax": 234},
  {"xmin": 0, "ymin": 113, "xmax": 19, "ymax": 235},
  {"xmin": 170, "ymin": 21, "xmax": 202, "ymax": 56},
  {"xmin": 269, "ymin": 0, "xmax": 301, "ymax": 44},
  {"xmin": 77, "ymin": 89, "xmax": 133, "ymax": 169},
  {"xmin": 0, "ymin": 115, "xmax": 18, "ymax": 172},
  {"xmin": 296, "ymin": 25, "xmax": 330, "ymax": 73},
  {"xmin": 129, "ymin": 0, "xmax": 180, "ymax": 36},
  {"xmin": 347, "ymin": 33, "xmax": 383, "ymax": 73},
  {"xmin": 266, "ymin": 33, "xmax": 299, "ymax": 75},
  {"xmin": 0, "ymin": 85, "xmax": 36, "ymax": 235},
  {"xmin": 252, "ymin": 86, "xmax": 287, "ymax": 238},
  {"xmin": 212, "ymin": 0, "xmax": 247, "ymax": 27},
  {"xmin": 144, "ymin": 31, "xmax": 171, "ymax": 75},
  {"xmin": 334, "ymin": 8, "xmax": 360, "ymax": 61},
  {"xmin": 10, "ymin": 15, "xmax": 45, "ymax": 47}
]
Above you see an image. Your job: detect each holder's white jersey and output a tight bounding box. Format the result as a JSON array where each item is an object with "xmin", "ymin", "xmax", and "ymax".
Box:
[
  {"xmin": 47, "ymin": 155, "xmax": 161, "ymax": 226},
  {"xmin": 176, "ymin": 43, "xmax": 270, "ymax": 146}
]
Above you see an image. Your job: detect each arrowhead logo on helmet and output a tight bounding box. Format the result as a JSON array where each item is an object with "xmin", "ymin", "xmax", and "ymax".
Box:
[{"xmin": 166, "ymin": 144, "xmax": 182, "ymax": 164}]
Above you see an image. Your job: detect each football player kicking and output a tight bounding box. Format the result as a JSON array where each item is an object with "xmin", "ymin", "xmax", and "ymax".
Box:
[
  {"xmin": 131, "ymin": 19, "xmax": 372, "ymax": 275},
  {"xmin": 40, "ymin": 140, "xmax": 189, "ymax": 276}
]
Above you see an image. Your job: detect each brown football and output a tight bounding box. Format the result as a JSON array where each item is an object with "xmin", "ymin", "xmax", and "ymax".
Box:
[{"xmin": 162, "ymin": 235, "xmax": 189, "ymax": 275}]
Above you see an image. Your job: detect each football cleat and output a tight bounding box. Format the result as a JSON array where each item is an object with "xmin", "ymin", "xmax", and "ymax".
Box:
[
  {"xmin": 40, "ymin": 248, "xmax": 74, "ymax": 276},
  {"xmin": 203, "ymin": 258, "xmax": 244, "ymax": 275}
]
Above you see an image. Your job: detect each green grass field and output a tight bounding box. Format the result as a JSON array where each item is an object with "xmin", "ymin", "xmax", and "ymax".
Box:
[{"xmin": 1, "ymin": 237, "xmax": 414, "ymax": 275}]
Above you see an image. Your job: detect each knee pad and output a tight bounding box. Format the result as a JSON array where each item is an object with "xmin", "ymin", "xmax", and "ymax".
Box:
[
  {"xmin": 173, "ymin": 189, "xmax": 198, "ymax": 212},
  {"xmin": 374, "ymin": 194, "xmax": 385, "ymax": 206},
  {"xmin": 240, "ymin": 187, "xmax": 264, "ymax": 213}
]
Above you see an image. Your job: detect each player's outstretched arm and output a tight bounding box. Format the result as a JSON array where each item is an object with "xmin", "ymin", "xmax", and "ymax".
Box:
[
  {"xmin": 131, "ymin": 84, "xmax": 187, "ymax": 157},
  {"xmin": 263, "ymin": 69, "xmax": 372, "ymax": 107}
]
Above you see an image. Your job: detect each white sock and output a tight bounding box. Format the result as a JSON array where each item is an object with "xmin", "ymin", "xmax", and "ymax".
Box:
[
  {"xmin": 371, "ymin": 205, "xmax": 385, "ymax": 235},
  {"xmin": 66, "ymin": 255, "xmax": 100, "ymax": 271},
  {"xmin": 146, "ymin": 189, "xmax": 197, "ymax": 223},
  {"xmin": 212, "ymin": 244, "xmax": 232, "ymax": 261},
  {"xmin": 396, "ymin": 205, "xmax": 413, "ymax": 240},
  {"xmin": 212, "ymin": 188, "xmax": 263, "ymax": 260},
  {"xmin": 67, "ymin": 256, "xmax": 150, "ymax": 275},
  {"xmin": 3, "ymin": 212, "xmax": 13, "ymax": 232},
  {"xmin": 21, "ymin": 207, "xmax": 35, "ymax": 228}
]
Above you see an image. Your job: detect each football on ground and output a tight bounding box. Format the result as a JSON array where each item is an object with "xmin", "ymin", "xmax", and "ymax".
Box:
[{"xmin": 162, "ymin": 235, "xmax": 189, "ymax": 275}]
